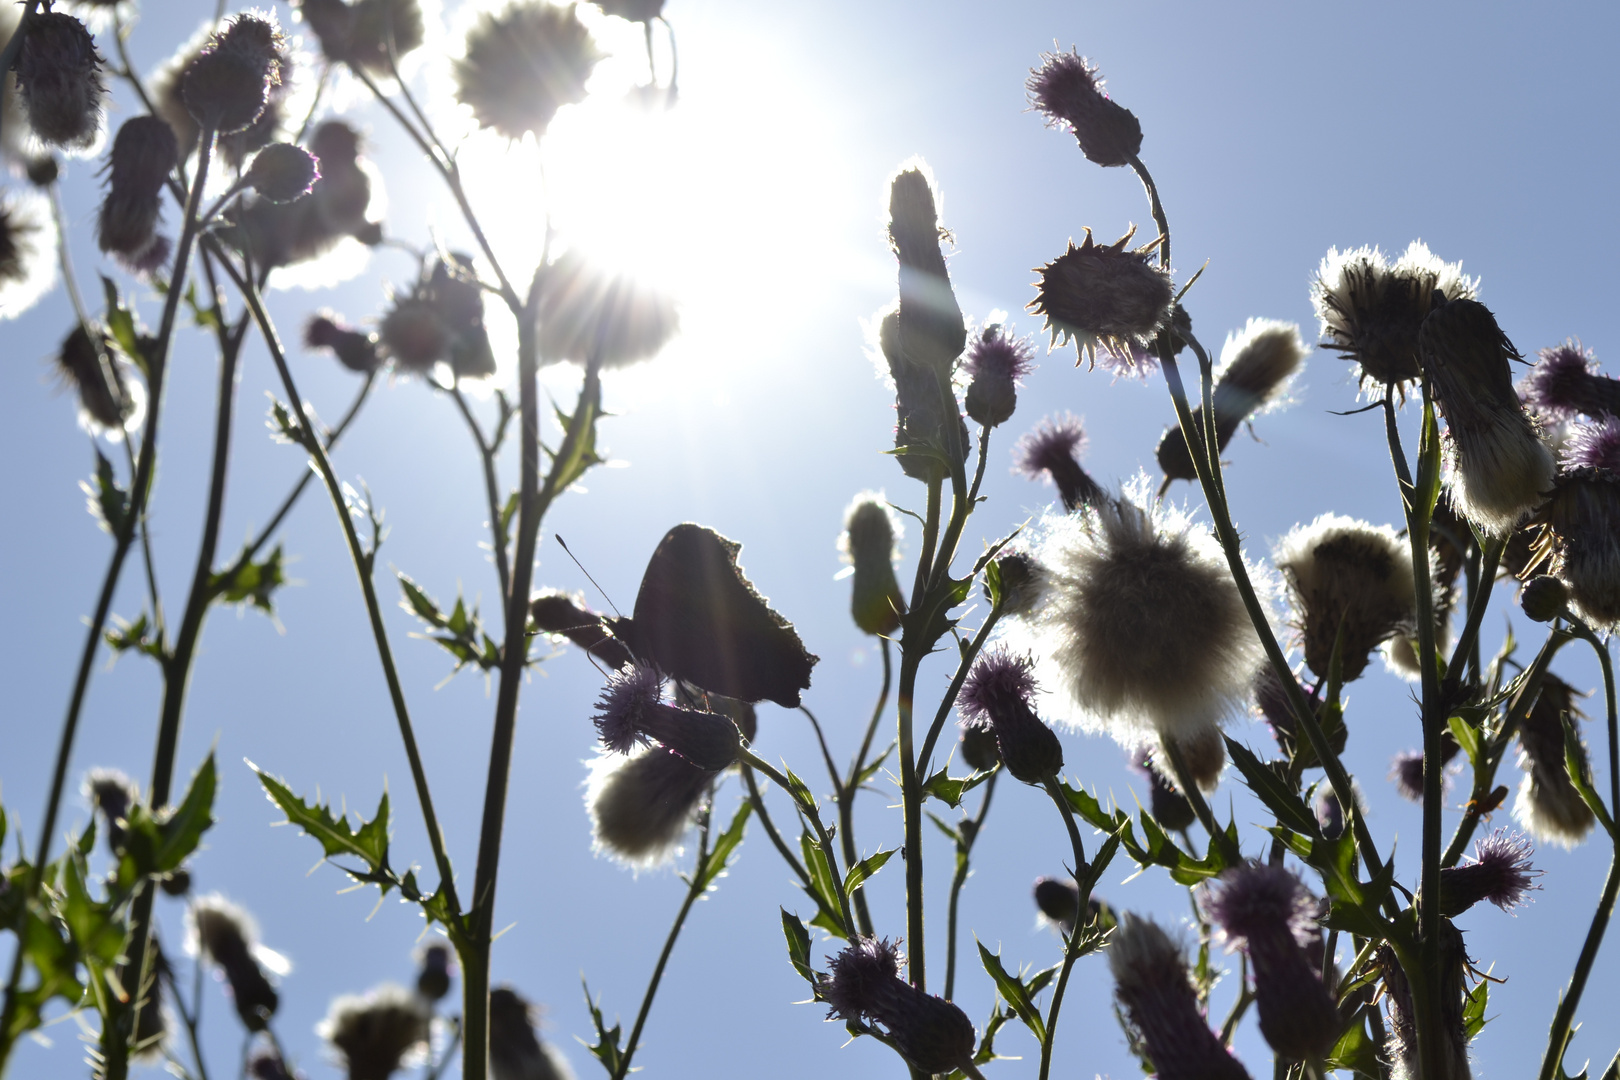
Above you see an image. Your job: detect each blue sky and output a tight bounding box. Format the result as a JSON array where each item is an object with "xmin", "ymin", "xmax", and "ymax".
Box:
[{"xmin": 3, "ymin": 1, "xmax": 1618, "ymax": 1077}]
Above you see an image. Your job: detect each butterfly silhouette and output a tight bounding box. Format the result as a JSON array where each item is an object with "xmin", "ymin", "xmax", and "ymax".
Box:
[{"xmin": 606, "ymin": 524, "xmax": 817, "ymax": 708}]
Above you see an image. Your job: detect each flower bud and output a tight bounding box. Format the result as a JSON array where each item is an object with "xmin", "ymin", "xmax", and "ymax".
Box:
[
  {"xmin": 1315, "ymin": 787, "xmax": 1345, "ymax": 840},
  {"xmin": 888, "ymin": 163, "xmax": 966, "ymax": 373},
  {"xmin": 97, "ymin": 115, "xmax": 179, "ymax": 271},
  {"xmin": 1015, "ymin": 413, "xmax": 1104, "ymax": 512},
  {"xmin": 958, "ymin": 723, "xmax": 999, "ymax": 772},
  {"xmin": 1026, "ymin": 50, "xmax": 1142, "ymax": 167},
  {"xmin": 379, "ymin": 297, "xmax": 451, "ymax": 373},
  {"xmin": 244, "ymin": 142, "xmax": 319, "ymax": 202},
  {"xmin": 963, "ymin": 324, "xmax": 1033, "ymax": 427},
  {"xmin": 55, "ymin": 323, "xmax": 138, "ymax": 432},
  {"xmin": 874, "ymin": 302, "xmax": 967, "ymax": 483},
  {"xmin": 1514, "ymin": 673, "xmax": 1596, "ymax": 847},
  {"xmin": 839, "ymin": 494, "xmax": 905, "ymax": 636},
  {"xmin": 531, "ymin": 590, "xmax": 634, "ymax": 669},
  {"xmin": 414, "ymin": 942, "xmax": 453, "ymax": 1003},
  {"xmin": 222, "ymin": 120, "xmax": 380, "ymax": 271},
  {"xmin": 84, "ymin": 767, "xmax": 138, "ymax": 853},
  {"xmin": 318, "ymin": 984, "xmax": 430, "ymax": 1080},
  {"xmin": 11, "ymin": 11, "xmax": 104, "ymax": 151},
  {"xmin": 187, "ymin": 895, "xmax": 280, "ymax": 1032},
  {"xmin": 304, "ymin": 313, "xmax": 380, "ymax": 374},
  {"xmin": 593, "ymin": 663, "xmax": 741, "ymax": 771},
  {"xmin": 1033, "ymin": 876, "xmax": 1099, "ymax": 934},
  {"xmin": 1438, "ymin": 829, "xmax": 1538, "ymax": 917},
  {"xmin": 1520, "ymin": 574, "xmax": 1569, "ymax": 623},
  {"xmin": 1389, "ymin": 737, "xmax": 1460, "ymax": 803},
  {"xmin": 1030, "ymin": 226, "xmax": 1172, "ymax": 371},
  {"xmin": 182, "ymin": 14, "xmax": 285, "ymax": 135},
  {"xmin": 159, "ymin": 868, "xmax": 192, "ymax": 896},
  {"xmin": 1129, "ymin": 747, "xmax": 1194, "ymax": 831},
  {"xmin": 957, "ymin": 648, "xmax": 1063, "ymax": 784},
  {"xmin": 820, "ymin": 937, "xmax": 978, "ymax": 1076},
  {"xmin": 247, "ymin": 1047, "xmax": 301, "ymax": 1080},
  {"xmin": 585, "ymin": 745, "xmax": 712, "ymax": 866},
  {"xmin": 986, "ymin": 549, "xmax": 1044, "ymax": 616},
  {"xmin": 1109, "ymin": 914, "xmax": 1252, "ymax": 1080},
  {"xmin": 489, "ymin": 986, "xmax": 573, "ymax": 1080},
  {"xmin": 1519, "ymin": 339, "xmax": 1620, "ymax": 423},
  {"xmin": 455, "ymin": 2, "xmax": 601, "ymax": 139}
]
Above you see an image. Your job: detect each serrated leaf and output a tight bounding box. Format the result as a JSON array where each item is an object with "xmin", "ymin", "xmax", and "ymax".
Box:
[
  {"xmin": 1325, "ymin": 1015, "xmax": 1383, "ymax": 1078},
  {"xmin": 209, "ymin": 545, "xmax": 286, "ymax": 614},
  {"xmin": 105, "ymin": 613, "xmax": 164, "ymax": 660},
  {"xmin": 184, "ymin": 282, "xmax": 221, "ymax": 330},
  {"xmin": 972, "ymin": 1004, "xmax": 1014, "ymax": 1066},
  {"xmin": 1459, "ymin": 978, "xmax": 1488, "ymax": 1039},
  {"xmin": 695, "ymin": 800, "xmax": 751, "ymax": 891},
  {"xmin": 82, "ymin": 449, "xmax": 129, "ymax": 536},
  {"xmin": 581, "ymin": 978, "xmax": 625, "ymax": 1077},
  {"xmin": 1563, "ymin": 715, "xmax": 1616, "ymax": 838},
  {"xmin": 798, "ymin": 829, "xmax": 846, "ymax": 938},
  {"xmin": 1448, "ymin": 715, "xmax": 1481, "ymax": 767},
  {"xmin": 843, "ymin": 849, "xmax": 895, "ymax": 897},
  {"xmin": 921, "ymin": 765, "xmax": 992, "ymax": 809},
  {"xmin": 1225, "ymin": 736, "xmax": 1317, "ymax": 836},
  {"xmin": 253, "ymin": 766, "xmax": 390, "ymax": 874},
  {"xmin": 118, "ymin": 754, "xmax": 215, "ymax": 886},
  {"xmin": 781, "ymin": 909, "xmax": 816, "ymax": 989},
  {"xmin": 547, "ymin": 380, "xmax": 603, "ymax": 494},
  {"xmin": 101, "ymin": 276, "xmax": 146, "ymax": 377},
  {"xmin": 976, "ymin": 942, "xmax": 1046, "ymax": 1043},
  {"xmin": 784, "ymin": 769, "xmax": 820, "ymax": 814}
]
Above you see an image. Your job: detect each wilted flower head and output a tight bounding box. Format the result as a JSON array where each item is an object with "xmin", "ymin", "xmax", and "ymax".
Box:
[
  {"xmin": 455, "ymin": 2, "xmax": 601, "ymax": 140},
  {"xmin": 1274, "ymin": 514, "xmax": 1418, "ymax": 682},
  {"xmin": 957, "ymin": 647, "xmax": 1063, "ymax": 783},
  {"xmin": 318, "ymin": 983, "xmax": 430, "ymax": 1080},
  {"xmin": 963, "ymin": 323, "xmax": 1034, "ymax": 427},
  {"xmin": 1420, "ymin": 296, "xmax": 1555, "ymax": 534},
  {"xmin": 820, "ymin": 937, "xmax": 978, "ymax": 1076},
  {"xmin": 1108, "ymin": 915, "xmax": 1252, "ymax": 1080},
  {"xmin": 1439, "ymin": 830, "xmax": 1539, "ymax": 916},
  {"xmin": 1520, "ymin": 340, "xmax": 1620, "ymax": 422},
  {"xmin": 96, "ymin": 115, "xmax": 178, "ymax": 272},
  {"xmin": 592, "ymin": 662, "xmax": 741, "ymax": 771},
  {"xmin": 299, "ymin": 0, "xmax": 425, "ymax": 74},
  {"xmin": 489, "ymin": 986, "xmax": 574, "ymax": 1080},
  {"xmin": 1015, "ymin": 413, "xmax": 1105, "ymax": 512},
  {"xmin": 54, "ymin": 323, "xmax": 141, "ymax": 434},
  {"xmin": 1514, "ymin": 674, "xmax": 1596, "ymax": 847},
  {"xmin": 244, "ymin": 143, "xmax": 319, "ymax": 202},
  {"xmin": 1128, "ymin": 746, "xmax": 1194, "ymax": 831},
  {"xmin": 584, "ymin": 745, "xmax": 712, "ymax": 867},
  {"xmin": 1018, "ymin": 489, "xmax": 1263, "ymax": 751},
  {"xmin": 11, "ymin": 11, "xmax": 104, "ymax": 152},
  {"xmin": 1313, "ymin": 240, "xmax": 1475, "ymax": 393},
  {"xmin": 305, "ymin": 313, "xmax": 380, "ymax": 374},
  {"xmin": 1158, "ymin": 318, "xmax": 1308, "ymax": 486},
  {"xmin": 1030, "ymin": 226, "xmax": 1173, "ymax": 369},
  {"xmin": 1026, "ymin": 49, "xmax": 1142, "ymax": 167},
  {"xmin": 839, "ymin": 493, "xmax": 905, "ymax": 636},
  {"xmin": 1, "ymin": 185, "xmax": 56, "ymax": 318},
  {"xmin": 531, "ymin": 590, "xmax": 633, "ymax": 669},
  {"xmin": 535, "ymin": 249, "xmax": 679, "ymax": 368},
  {"xmin": 187, "ymin": 895, "xmax": 281, "ymax": 1032},
  {"xmin": 1202, "ymin": 863, "xmax": 1337, "ymax": 1061},
  {"xmin": 181, "ymin": 12, "xmax": 286, "ymax": 136}
]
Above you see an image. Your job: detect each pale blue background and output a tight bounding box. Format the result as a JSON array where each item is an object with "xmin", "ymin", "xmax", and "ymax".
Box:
[{"xmin": 3, "ymin": 2, "xmax": 1618, "ymax": 1078}]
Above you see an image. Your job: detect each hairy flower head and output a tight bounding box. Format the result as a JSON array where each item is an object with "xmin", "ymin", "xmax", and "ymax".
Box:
[
  {"xmin": 489, "ymin": 986, "xmax": 574, "ymax": 1080},
  {"xmin": 1026, "ymin": 49, "xmax": 1142, "ymax": 167},
  {"xmin": 584, "ymin": 746, "xmax": 712, "ymax": 868},
  {"xmin": 820, "ymin": 937, "xmax": 978, "ymax": 1076},
  {"xmin": 1030, "ymin": 226, "xmax": 1173, "ymax": 369},
  {"xmin": 963, "ymin": 322, "xmax": 1034, "ymax": 427},
  {"xmin": 1513, "ymin": 674, "xmax": 1596, "ymax": 847},
  {"xmin": 1520, "ymin": 340, "xmax": 1615, "ymax": 422},
  {"xmin": 1439, "ymin": 829, "xmax": 1539, "ymax": 916},
  {"xmin": 11, "ymin": 11, "xmax": 104, "ymax": 152},
  {"xmin": 0, "ymin": 185, "xmax": 56, "ymax": 318},
  {"xmin": 1109, "ymin": 915, "xmax": 1252, "ymax": 1080},
  {"xmin": 318, "ymin": 983, "xmax": 430, "ymax": 1080},
  {"xmin": 1014, "ymin": 412, "xmax": 1105, "ymax": 512},
  {"xmin": 187, "ymin": 895, "xmax": 283, "ymax": 1032},
  {"xmin": 957, "ymin": 647, "xmax": 1063, "ymax": 782}
]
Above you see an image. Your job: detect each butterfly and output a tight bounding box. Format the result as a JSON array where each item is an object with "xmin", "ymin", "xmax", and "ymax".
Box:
[{"xmin": 607, "ymin": 524, "xmax": 818, "ymax": 708}]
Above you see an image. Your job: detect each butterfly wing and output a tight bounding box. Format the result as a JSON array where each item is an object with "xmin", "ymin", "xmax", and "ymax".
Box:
[{"xmin": 617, "ymin": 524, "xmax": 816, "ymax": 708}]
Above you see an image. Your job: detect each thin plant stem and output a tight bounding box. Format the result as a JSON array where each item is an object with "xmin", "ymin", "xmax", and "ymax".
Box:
[
  {"xmin": 849, "ymin": 637, "xmax": 893, "ymax": 787},
  {"xmin": 1162, "ymin": 737, "xmax": 1240, "ymax": 864},
  {"xmin": 1536, "ymin": 854, "xmax": 1619, "ymax": 1080},
  {"xmin": 740, "ymin": 764, "xmax": 811, "ymax": 887},
  {"xmin": 612, "ymin": 802, "xmax": 714, "ymax": 1080},
  {"xmin": 916, "ymin": 610, "xmax": 1002, "ymax": 774},
  {"xmin": 801, "ymin": 705, "xmax": 842, "ymax": 797},
  {"xmin": 841, "ymin": 638, "xmax": 893, "ymax": 937},
  {"xmin": 1383, "ymin": 394, "xmax": 1416, "ymax": 499},
  {"xmin": 425, "ymin": 1016, "xmax": 463, "ymax": 1080},
  {"xmin": 1128, "ymin": 155, "xmax": 1169, "ymax": 270},
  {"xmin": 965, "ymin": 425, "xmax": 992, "ymax": 506},
  {"xmin": 741, "ymin": 750, "xmax": 857, "ymax": 937},
  {"xmin": 943, "ymin": 770, "xmax": 998, "ymax": 1001},
  {"xmin": 1573, "ymin": 624, "xmax": 1619, "ymax": 814},
  {"xmin": 1038, "ymin": 775, "xmax": 1090, "ymax": 1080},
  {"xmin": 1442, "ymin": 534, "xmax": 1505, "ymax": 699},
  {"xmin": 450, "ymin": 385, "xmax": 512, "ymax": 598}
]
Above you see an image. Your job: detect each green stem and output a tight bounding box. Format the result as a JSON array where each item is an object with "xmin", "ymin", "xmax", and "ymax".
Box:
[
  {"xmin": 740, "ymin": 765, "xmax": 811, "ymax": 887},
  {"xmin": 1161, "ymin": 736, "xmax": 1240, "ymax": 864},
  {"xmin": 1573, "ymin": 625, "xmax": 1619, "ymax": 815},
  {"xmin": 916, "ymin": 610, "xmax": 1002, "ymax": 774},
  {"xmin": 450, "ymin": 385, "xmax": 511, "ymax": 599},
  {"xmin": 1127, "ymin": 155, "xmax": 1170, "ymax": 270},
  {"xmin": 943, "ymin": 770, "xmax": 998, "ymax": 1001},
  {"xmin": 1537, "ymin": 854, "xmax": 1620, "ymax": 1080},
  {"xmin": 1441, "ymin": 534, "xmax": 1504, "ymax": 699},
  {"xmin": 740, "ymin": 751, "xmax": 857, "ymax": 937},
  {"xmin": 1037, "ymin": 776, "xmax": 1090, "ymax": 1080}
]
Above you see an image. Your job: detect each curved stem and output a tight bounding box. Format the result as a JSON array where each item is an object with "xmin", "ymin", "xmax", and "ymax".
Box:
[
  {"xmin": 841, "ymin": 638, "xmax": 893, "ymax": 937},
  {"xmin": 917, "ymin": 610, "xmax": 1002, "ymax": 774},
  {"xmin": 450, "ymin": 385, "xmax": 511, "ymax": 599},
  {"xmin": 1038, "ymin": 776, "xmax": 1090, "ymax": 1080},
  {"xmin": 801, "ymin": 705, "xmax": 842, "ymax": 797},
  {"xmin": 740, "ymin": 750, "xmax": 857, "ymax": 937},
  {"xmin": 740, "ymin": 764, "xmax": 810, "ymax": 887},
  {"xmin": 943, "ymin": 770, "xmax": 998, "ymax": 1000},
  {"xmin": 1573, "ymin": 625, "xmax": 1619, "ymax": 815},
  {"xmin": 1127, "ymin": 155, "xmax": 1170, "ymax": 270},
  {"xmin": 1162, "ymin": 737, "xmax": 1240, "ymax": 864},
  {"xmin": 1383, "ymin": 394, "xmax": 1416, "ymax": 499},
  {"xmin": 849, "ymin": 637, "xmax": 893, "ymax": 789},
  {"xmin": 1442, "ymin": 535, "xmax": 1504, "ymax": 699}
]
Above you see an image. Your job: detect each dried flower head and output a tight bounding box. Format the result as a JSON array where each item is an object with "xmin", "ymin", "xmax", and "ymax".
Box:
[
  {"xmin": 1019, "ymin": 491, "xmax": 1263, "ymax": 751},
  {"xmin": 489, "ymin": 986, "xmax": 574, "ymax": 1080},
  {"xmin": 54, "ymin": 323, "xmax": 140, "ymax": 433},
  {"xmin": 592, "ymin": 662, "xmax": 741, "ymax": 771},
  {"xmin": 455, "ymin": 2, "xmax": 602, "ymax": 140},
  {"xmin": 1274, "ymin": 514, "xmax": 1418, "ymax": 682},
  {"xmin": 11, "ymin": 11, "xmax": 104, "ymax": 151},
  {"xmin": 244, "ymin": 142, "xmax": 319, "ymax": 202},
  {"xmin": 957, "ymin": 647, "xmax": 1063, "ymax": 783},
  {"xmin": 0, "ymin": 185, "xmax": 56, "ymax": 318},
  {"xmin": 1128, "ymin": 746, "xmax": 1194, "ymax": 831},
  {"xmin": 584, "ymin": 745, "xmax": 712, "ymax": 867},
  {"xmin": 531, "ymin": 590, "xmax": 633, "ymax": 669},
  {"xmin": 963, "ymin": 323, "xmax": 1034, "ymax": 427},
  {"xmin": 182, "ymin": 13, "xmax": 286, "ymax": 135},
  {"xmin": 299, "ymin": 0, "xmax": 426, "ymax": 74},
  {"xmin": 1513, "ymin": 674, "xmax": 1596, "ymax": 847},
  {"xmin": 318, "ymin": 983, "xmax": 430, "ymax": 1080},
  {"xmin": 1313, "ymin": 240, "xmax": 1475, "ymax": 393},
  {"xmin": 1030, "ymin": 226, "xmax": 1173, "ymax": 369},
  {"xmin": 839, "ymin": 493, "xmax": 905, "ymax": 636},
  {"xmin": 535, "ymin": 249, "xmax": 679, "ymax": 368},
  {"xmin": 1202, "ymin": 863, "xmax": 1337, "ymax": 1061},
  {"xmin": 888, "ymin": 163, "xmax": 966, "ymax": 374},
  {"xmin": 1014, "ymin": 413, "xmax": 1105, "ymax": 512},
  {"xmin": 187, "ymin": 895, "xmax": 281, "ymax": 1032},
  {"xmin": 820, "ymin": 937, "xmax": 978, "ymax": 1076},
  {"xmin": 1420, "ymin": 296, "xmax": 1556, "ymax": 534},
  {"xmin": 1026, "ymin": 50, "xmax": 1142, "ymax": 167},
  {"xmin": 1519, "ymin": 340, "xmax": 1620, "ymax": 422},
  {"xmin": 1535, "ymin": 448, "xmax": 1620, "ymax": 629},
  {"xmin": 1439, "ymin": 830, "xmax": 1539, "ymax": 916},
  {"xmin": 1108, "ymin": 915, "xmax": 1252, "ymax": 1080},
  {"xmin": 305, "ymin": 313, "xmax": 380, "ymax": 374},
  {"xmin": 1157, "ymin": 318, "xmax": 1308, "ymax": 485},
  {"xmin": 96, "ymin": 115, "xmax": 178, "ymax": 271}
]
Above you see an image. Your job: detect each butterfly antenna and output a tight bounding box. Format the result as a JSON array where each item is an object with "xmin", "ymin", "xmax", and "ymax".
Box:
[{"xmin": 554, "ymin": 534, "xmax": 624, "ymax": 616}]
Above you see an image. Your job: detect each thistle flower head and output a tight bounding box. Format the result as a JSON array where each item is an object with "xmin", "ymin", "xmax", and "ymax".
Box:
[
  {"xmin": 1108, "ymin": 915, "xmax": 1253, "ymax": 1080},
  {"xmin": 455, "ymin": 2, "xmax": 602, "ymax": 140},
  {"xmin": 1521, "ymin": 340, "xmax": 1601, "ymax": 422},
  {"xmin": 0, "ymin": 185, "xmax": 56, "ymax": 319},
  {"xmin": 1026, "ymin": 49, "xmax": 1143, "ymax": 167},
  {"xmin": 1202, "ymin": 862, "xmax": 1319, "ymax": 948},
  {"xmin": 1562, "ymin": 416, "xmax": 1620, "ymax": 474},
  {"xmin": 1030, "ymin": 227, "xmax": 1173, "ymax": 369},
  {"xmin": 96, "ymin": 115, "xmax": 178, "ymax": 271},
  {"xmin": 1014, "ymin": 413, "xmax": 1105, "ymax": 512},
  {"xmin": 413, "ymin": 941, "xmax": 453, "ymax": 1002},
  {"xmin": 530, "ymin": 590, "xmax": 633, "ymax": 669},
  {"xmin": 1273, "ymin": 514, "xmax": 1418, "ymax": 682},
  {"xmin": 1539, "ymin": 439, "xmax": 1620, "ymax": 627},
  {"xmin": 54, "ymin": 323, "xmax": 140, "ymax": 434},
  {"xmin": 839, "ymin": 493, "xmax": 905, "ymax": 636},
  {"xmin": 84, "ymin": 766, "xmax": 137, "ymax": 850},
  {"xmin": 305, "ymin": 313, "xmax": 381, "ymax": 374},
  {"xmin": 11, "ymin": 11, "xmax": 105, "ymax": 151},
  {"xmin": 1032, "ymin": 876, "xmax": 1081, "ymax": 930},
  {"xmin": 1514, "ymin": 674, "xmax": 1596, "ymax": 847},
  {"xmin": 1440, "ymin": 830, "xmax": 1539, "ymax": 916},
  {"xmin": 489, "ymin": 986, "xmax": 573, "ymax": 1080},
  {"xmin": 592, "ymin": 662, "xmax": 666, "ymax": 754},
  {"xmin": 155, "ymin": 17, "xmax": 299, "ymax": 170},
  {"xmin": 182, "ymin": 12, "xmax": 286, "ymax": 135},
  {"xmin": 584, "ymin": 745, "xmax": 713, "ymax": 867},
  {"xmin": 244, "ymin": 143, "xmax": 319, "ymax": 202},
  {"xmin": 1016, "ymin": 490, "xmax": 1264, "ymax": 750},
  {"xmin": 963, "ymin": 322, "xmax": 1034, "ymax": 427},
  {"xmin": 318, "ymin": 983, "xmax": 430, "ymax": 1080},
  {"xmin": 1388, "ymin": 748, "xmax": 1459, "ymax": 803},
  {"xmin": 957, "ymin": 647, "xmax": 1063, "ymax": 782},
  {"xmin": 299, "ymin": 0, "xmax": 426, "ymax": 75},
  {"xmin": 1313, "ymin": 240, "xmax": 1475, "ymax": 393},
  {"xmin": 535, "ymin": 249, "xmax": 679, "ymax": 368},
  {"xmin": 187, "ymin": 895, "xmax": 281, "ymax": 1032},
  {"xmin": 820, "ymin": 937, "xmax": 978, "ymax": 1076},
  {"xmin": 594, "ymin": 662, "xmax": 740, "ymax": 771}
]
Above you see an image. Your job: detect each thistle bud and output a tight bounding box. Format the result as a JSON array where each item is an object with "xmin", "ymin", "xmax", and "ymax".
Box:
[
  {"xmin": 839, "ymin": 494, "xmax": 905, "ymax": 636},
  {"xmin": 1030, "ymin": 227, "xmax": 1173, "ymax": 371},
  {"xmin": 1274, "ymin": 514, "xmax": 1420, "ymax": 683},
  {"xmin": 986, "ymin": 549, "xmax": 1044, "ymax": 617},
  {"xmin": 874, "ymin": 302, "xmax": 967, "ymax": 483},
  {"xmin": 1514, "ymin": 674, "xmax": 1596, "ymax": 847},
  {"xmin": 1129, "ymin": 746, "xmax": 1194, "ymax": 831},
  {"xmin": 963, "ymin": 324, "xmax": 1034, "ymax": 428},
  {"xmin": 96, "ymin": 115, "xmax": 179, "ymax": 271},
  {"xmin": 55, "ymin": 323, "xmax": 138, "ymax": 432},
  {"xmin": 1519, "ymin": 340, "xmax": 1620, "ymax": 423},
  {"xmin": 244, "ymin": 142, "xmax": 318, "ymax": 202},
  {"xmin": 187, "ymin": 895, "xmax": 281, "ymax": 1032},
  {"xmin": 1438, "ymin": 829, "xmax": 1538, "ymax": 917},
  {"xmin": 1108, "ymin": 915, "xmax": 1252, "ymax": 1080},
  {"xmin": 888, "ymin": 163, "xmax": 966, "ymax": 373},
  {"xmin": 318, "ymin": 984, "xmax": 430, "ymax": 1080},
  {"xmin": 819, "ymin": 937, "xmax": 978, "ymax": 1077},
  {"xmin": 958, "ymin": 723, "xmax": 999, "ymax": 772},
  {"xmin": 305, "ymin": 313, "xmax": 380, "ymax": 374},
  {"xmin": 1157, "ymin": 318, "xmax": 1308, "ymax": 485},
  {"xmin": 11, "ymin": 11, "xmax": 105, "ymax": 151},
  {"xmin": 221, "ymin": 120, "xmax": 379, "ymax": 271},
  {"xmin": 1540, "ymin": 418, "xmax": 1620, "ymax": 627},
  {"xmin": 160, "ymin": 868, "xmax": 192, "ymax": 896},
  {"xmin": 1251, "ymin": 664, "xmax": 1342, "ymax": 764},
  {"xmin": 379, "ymin": 297, "xmax": 450, "ymax": 373},
  {"xmin": 1315, "ymin": 787, "xmax": 1346, "ymax": 840},
  {"xmin": 593, "ymin": 662, "xmax": 741, "ymax": 772},
  {"xmin": 1389, "ymin": 737, "xmax": 1459, "ymax": 803},
  {"xmin": 957, "ymin": 648, "xmax": 1064, "ymax": 784},
  {"xmin": 1420, "ymin": 296, "xmax": 1555, "ymax": 534},
  {"xmin": 182, "ymin": 14, "xmax": 285, "ymax": 135},
  {"xmin": 1520, "ymin": 575, "xmax": 1569, "ymax": 623},
  {"xmin": 1202, "ymin": 863, "xmax": 1338, "ymax": 1062},
  {"xmin": 489, "ymin": 986, "xmax": 573, "ymax": 1080},
  {"xmin": 414, "ymin": 942, "xmax": 453, "ymax": 1003},
  {"xmin": 1014, "ymin": 413, "xmax": 1104, "ymax": 512},
  {"xmin": 530, "ymin": 590, "xmax": 633, "ymax": 669},
  {"xmin": 83, "ymin": 767, "xmax": 138, "ymax": 853},
  {"xmin": 1026, "ymin": 50, "xmax": 1142, "ymax": 167},
  {"xmin": 455, "ymin": 2, "xmax": 601, "ymax": 139},
  {"xmin": 1033, "ymin": 876, "xmax": 1081, "ymax": 931},
  {"xmin": 585, "ymin": 745, "xmax": 712, "ymax": 866}
]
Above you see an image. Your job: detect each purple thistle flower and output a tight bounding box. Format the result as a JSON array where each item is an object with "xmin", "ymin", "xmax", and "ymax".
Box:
[
  {"xmin": 591, "ymin": 663, "xmax": 741, "ymax": 771},
  {"xmin": 593, "ymin": 663, "xmax": 665, "ymax": 754},
  {"xmin": 1390, "ymin": 744, "xmax": 1459, "ymax": 802},
  {"xmin": 1562, "ymin": 416, "xmax": 1620, "ymax": 474},
  {"xmin": 1026, "ymin": 50, "xmax": 1143, "ymax": 168},
  {"xmin": 963, "ymin": 324, "xmax": 1034, "ymax": 428},
  {"xmin": 820, "ymin": 938, "xmax": 978, "ymax": 1076},
  {"xmin": 1014, "ymin": 413, "xmax": 1105, "ymax": 512},
  {"xmin": 1100, "ymin": 339, "xmax": 1160, "ymax": 380},
  {"xmin": 957, "ymin": 648, "xmax": 1063, "ymax": 783},
  {"xmin": 1202, "ymin": 863, "xmax": 1338, "ymax": 1062},
  {"xmin": 1521, "ymin": 340, "xmax": 1600, "ymax": 422},
  {"xmin": 1108, "ymin": 915, "xmax": 1252, "ymax": 1080},
  {"xmin": 1440, "ymin": 829, "xmax": 1539, "ymax": 916}
]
